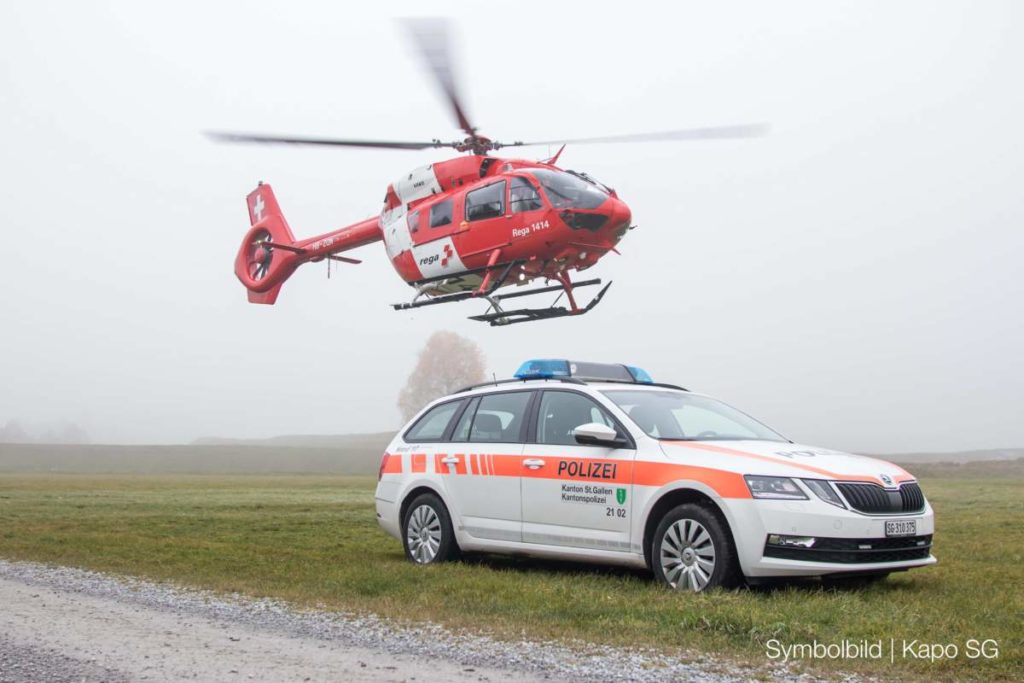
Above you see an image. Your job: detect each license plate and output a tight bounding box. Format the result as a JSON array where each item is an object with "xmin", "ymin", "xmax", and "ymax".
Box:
[{"xmin": 885, "ymin": 519, "xmax": 917, "ymax": 537}]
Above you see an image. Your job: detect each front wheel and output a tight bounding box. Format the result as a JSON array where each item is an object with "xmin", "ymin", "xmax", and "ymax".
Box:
[
  {"xmin": 402, "ymin": 493, "xmax": 459, "ymax": 565},
  {"xmin": 652, "ymin": 503, "xmax": 740, "ymax": 591}
]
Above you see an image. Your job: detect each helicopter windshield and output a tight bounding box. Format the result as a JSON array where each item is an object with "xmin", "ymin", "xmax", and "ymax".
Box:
[{"xmin": 528, "ymin": 168, "xmax": 608, "ymax": 210}]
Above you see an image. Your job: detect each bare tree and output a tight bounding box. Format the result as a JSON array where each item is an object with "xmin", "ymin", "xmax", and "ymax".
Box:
[{"xmin": 398, "ymin": 331, "xmax": 487, "ymax": 422}]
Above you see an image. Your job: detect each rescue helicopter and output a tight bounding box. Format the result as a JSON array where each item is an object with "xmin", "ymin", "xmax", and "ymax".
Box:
[{"xmin": 210, "ymin": 20, "xmax": 765, "ymax": 325}]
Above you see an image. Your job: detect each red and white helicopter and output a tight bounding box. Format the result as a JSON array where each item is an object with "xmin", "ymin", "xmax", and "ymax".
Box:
[{"xmin": 211, "ymin": 20, "xmax": 764, "ymax": 325}]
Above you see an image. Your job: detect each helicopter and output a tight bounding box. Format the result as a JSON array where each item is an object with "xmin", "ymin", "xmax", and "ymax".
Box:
[{"xmin": 210, "ymin": 19, "xmax": 765, "ymax": 325}]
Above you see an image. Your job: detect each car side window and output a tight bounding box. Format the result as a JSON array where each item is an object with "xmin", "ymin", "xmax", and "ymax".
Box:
[
  {"xmin": 537, "ymin": 391, "xmax": 617, "ymax": 446},
  {"xmin": 465, "ymin": 181, "xmax": 506, "ymax": 221},
  {"xmin": 450, "ymin": 397, "xmax": 480, "ymax": 442},
  {"xmin": 468, "ymin": 391, "xmax": 531, "ymax": 443},
  {"xmin": 510, "ymin": 176, "xmax": 543, "ymax": 214},
  {"xmin": 405, "ymin": 400, "xmax": 463, "ymax": 442},
  {"xmin": 429, "ymin": 199, "xmax": 453, "ymax": 228}
]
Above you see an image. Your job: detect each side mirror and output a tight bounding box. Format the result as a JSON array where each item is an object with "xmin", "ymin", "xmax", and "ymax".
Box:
[{"xmin": 573, "ymin": 422, "xmax": 626, "ymax": 448}]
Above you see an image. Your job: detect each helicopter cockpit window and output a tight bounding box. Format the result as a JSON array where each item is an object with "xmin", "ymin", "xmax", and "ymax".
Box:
[
  {"xmin": 529, "ymin": 168, "xmax": 607, "ymax": 210},
  {"xmin": 430, "ymin": 199, "xmax": 453, "ymax": 228},
  {"xmin": 465, "ymin": 181, "xmax": 506, "ymax": 221},
  {"xmin": 407, "ymin": 209, "xmax": 421, "ymax": 233},
  {"xmin": 509, "ymin": 176, "xmax": 543, "ymax": 214}
]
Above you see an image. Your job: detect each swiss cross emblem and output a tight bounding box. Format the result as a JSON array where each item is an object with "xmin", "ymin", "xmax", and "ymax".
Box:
[
  {"xmin": 441, "ymin": 244, "xmax": 454, "ymax": 268},
  {"xmin": 252, "ymin": 193, "xmax": 265, "ymax": 221}
]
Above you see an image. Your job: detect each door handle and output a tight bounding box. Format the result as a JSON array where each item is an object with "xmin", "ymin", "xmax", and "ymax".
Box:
[
  {"xmin": 441, "ymin": 456, "xmax": 460, "ymax": 465},
  {"xmin": 523, "ymin": 458, "xmax": 545, "ymax": 469}
]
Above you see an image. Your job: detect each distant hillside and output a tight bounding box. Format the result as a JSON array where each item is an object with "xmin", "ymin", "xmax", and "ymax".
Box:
[
  {"xmin": 881, "ymin": 448, "xmax": 1024, "ymax": 464},
  {"xmin": 0, "ymin": 442, "xmax": 386, "ymax": 475},
  {"xmin": 2, "ymin": 440, "xmax": 1021, "ymax": 475},
  {"xmin": 192, "ymin": 435, "xmax": 1023, "ymax": 465},
  {"xmin": 193, "ymin": 432, "xmax": 393, "ymax": 449}
]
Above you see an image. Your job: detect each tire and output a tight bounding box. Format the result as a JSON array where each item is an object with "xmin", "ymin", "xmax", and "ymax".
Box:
[
  {"xmin": 651, "ymin": 503, "xmax": 741, "ymax": 591},
  {"xmin": 402, "ymin": 493, "xmax": 460, "ymax": 565}
]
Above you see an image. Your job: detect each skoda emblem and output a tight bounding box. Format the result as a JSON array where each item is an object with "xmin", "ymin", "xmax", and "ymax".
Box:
[{"xmin": 880, "ymin": 474, "xmax": 893, "ymax": 486}]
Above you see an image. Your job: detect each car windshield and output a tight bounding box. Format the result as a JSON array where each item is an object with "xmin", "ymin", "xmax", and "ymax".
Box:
[
  {"xmin": 528, "ymin": 168, "xmax": 608, "ymax": 209},
  {"xmin": 601, "ymin": 390, "xmax": 788, "ymax": 442}
]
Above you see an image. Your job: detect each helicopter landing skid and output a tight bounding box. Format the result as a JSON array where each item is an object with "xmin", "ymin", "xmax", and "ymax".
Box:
[
  {"xmin": 468, "ymin": 278, "xmax": 611, "ymax": 326},
  {"xmin": 392, "ymin": 264, "xmax": 612, "ymax": 326},
  {"xmin": 392, "ymin": 261, "xmax": 521, "ymax": 312}
]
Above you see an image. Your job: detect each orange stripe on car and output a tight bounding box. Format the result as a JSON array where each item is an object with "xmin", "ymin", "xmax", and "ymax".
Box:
[
  {"xmin": 411, "ymin": 453, "xmax": 426, "ymax": 473},
  {"xmin": 666, "ymin": 442, "xmax": 913, "ymax": 487},
  {"xmin": 633, "ymin": 461, "xmax": 750, "ymax": 498},
  {"xmin": 380, "ymin": 453, "xmax": 402, "ymax": 475},
  {"xmin": 517, "ymin": 456, "xmax": 751, "ymax": 499},
  {"xmin": 492, "ymin": 454, "xmax": 521, "ymax": 477}
]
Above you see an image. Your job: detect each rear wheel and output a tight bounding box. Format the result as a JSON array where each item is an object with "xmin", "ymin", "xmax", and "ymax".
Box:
[
  {"xmin": 652, "ymin": 503, "xmax": 740, "ymax": 591},
  {"xmin": 402, "ymin": 493, "xmax": 459, "ymax": 565}
]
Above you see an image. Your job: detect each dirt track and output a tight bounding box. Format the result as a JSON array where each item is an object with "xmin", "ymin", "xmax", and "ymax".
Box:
[
  {"xmin": 0, "ymin": 560, "xmax": 806, "ymax": 682},
  {"xmin": 0, "ymin": 570, "xmax": 532, "ymax": 682}
]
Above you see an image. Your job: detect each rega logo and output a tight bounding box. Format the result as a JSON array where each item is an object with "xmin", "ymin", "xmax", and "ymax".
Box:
[{"xmin": 419, "ymin": 254, "xmax": 439, "ymax": 266}]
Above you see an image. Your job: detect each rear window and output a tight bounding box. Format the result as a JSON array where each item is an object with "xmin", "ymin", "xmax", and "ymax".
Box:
[
  {"xmin": 467, "ymin": 391, "xmax": 532, "ymax": 443},
  {"xmin": 405, "ymin": 400, "xmax": 463, "ymax": 442},
  {"xmin": 430, "ymin": 199, "xmax": 453, "ymax": 228}
]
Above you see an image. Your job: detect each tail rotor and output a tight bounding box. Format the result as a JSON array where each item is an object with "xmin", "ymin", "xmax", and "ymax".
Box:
[{"xmin": 246, "ymin": 232, "xmax": 274, "ymax": 281}]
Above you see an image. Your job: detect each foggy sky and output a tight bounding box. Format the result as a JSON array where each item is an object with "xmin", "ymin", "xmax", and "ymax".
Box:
[{"xmin": 1, "ymin": 1, "xmax": 1021, "ymax": 453}]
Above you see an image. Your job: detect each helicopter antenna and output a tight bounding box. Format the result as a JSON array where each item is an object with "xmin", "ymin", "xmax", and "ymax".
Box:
[{"xmin": 544, "ymin": 144, "xmax": 567, "ymax": 166}]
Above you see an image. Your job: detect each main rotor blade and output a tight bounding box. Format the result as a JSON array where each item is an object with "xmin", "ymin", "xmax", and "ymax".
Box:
[
  {"xmin": 399, "ymin": 17, "xmax": 475, "ymax": 138},
  {"xmin": 206, "ymin": 131, "xmax": 445, "ymax": 150},
  {"xmin": 506, "ymin": 123, "xmax": 769, "ymax": 148}
]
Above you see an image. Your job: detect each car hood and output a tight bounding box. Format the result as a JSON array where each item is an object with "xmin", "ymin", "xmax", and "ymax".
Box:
[{"xmin": 658, "ymin": 440, "xmax": 914, "ymax": 487}]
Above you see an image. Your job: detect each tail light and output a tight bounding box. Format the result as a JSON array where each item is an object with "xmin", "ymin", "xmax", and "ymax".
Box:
[{"xmin": 378, "ymin": 453, "xmax": 390, "ymax": 481}]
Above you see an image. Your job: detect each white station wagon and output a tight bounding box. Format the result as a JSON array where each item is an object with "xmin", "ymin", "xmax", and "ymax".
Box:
[{"xmin": 375, "ymin": 360, "xmax": 936, "ymax": 590}]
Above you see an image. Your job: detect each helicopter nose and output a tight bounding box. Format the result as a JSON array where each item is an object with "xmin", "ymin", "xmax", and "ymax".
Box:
[{"xmin": 604, "ymin": 197, "xmax": 632, "ymax": 243}]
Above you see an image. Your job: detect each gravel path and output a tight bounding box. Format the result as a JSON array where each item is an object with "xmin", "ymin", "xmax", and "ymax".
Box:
[
  {"xmin": 0, "ymin": 635, "xmax": 129, "ymax": 683},
  {"xmin": 0, "ymin": 560, "xmax": 830, "ymax": 682}
]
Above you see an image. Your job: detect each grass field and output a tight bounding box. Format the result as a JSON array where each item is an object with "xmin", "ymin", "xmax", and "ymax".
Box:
[{"xmin": 0, "ymin": 465, "xmax": 1021, "ymax": 681}]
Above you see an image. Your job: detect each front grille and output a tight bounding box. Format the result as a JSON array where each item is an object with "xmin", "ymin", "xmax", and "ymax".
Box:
[
  {"xmin": 900, "ymin": 482, "xmax": 925, "ymax": 512},
  {"xmin": 835, "ymin": 482, "xmax": 926, "ymax": 514},
  {"xmin": 764, "ymin": 535, "xmax": 932, "ymax": 564}
]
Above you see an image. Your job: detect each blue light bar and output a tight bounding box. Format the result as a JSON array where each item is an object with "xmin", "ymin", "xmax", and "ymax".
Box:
[
  {"xmin": 626, "ymin": 365, "xmax": 654, "ymax": 384},
  {"xmin": 514, "ymin": 359, "xmax": 654, "ymax": 383},
  {"xmin": 514, "ymin": 359, "xmax": 571, "ymax": 379}
]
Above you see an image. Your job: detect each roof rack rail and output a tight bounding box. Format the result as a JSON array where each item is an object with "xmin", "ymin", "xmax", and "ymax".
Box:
[
  {"xmin": 651, "ymin": 382, "xmax": 688, "ymax": 391},
  {"xmin": 587, "ymin": 378, "xmax": 689, "ymax": 391},
  {"xmin": 455, "ymin": 376, "xmax": 587, "ymax": 393}
]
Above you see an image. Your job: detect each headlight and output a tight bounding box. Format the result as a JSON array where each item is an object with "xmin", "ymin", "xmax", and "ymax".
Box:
[
  {"xmin": 802, "ymin": 479, "xmax": 846, "ymax": 508},
  {"xmin": 744, "ymin": 475, "xmax": 808, "ymax": 500}
]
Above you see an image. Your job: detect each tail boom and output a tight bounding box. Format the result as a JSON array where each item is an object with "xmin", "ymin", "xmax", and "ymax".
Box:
[{"xmin": 234, "ymin": 183, "xmax": 382, "ymax": 305}]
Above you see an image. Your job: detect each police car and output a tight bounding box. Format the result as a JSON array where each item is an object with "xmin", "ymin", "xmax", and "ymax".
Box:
[{"xmin": 375, "ymin": 360, "xmax": 936, "ymax": 591}]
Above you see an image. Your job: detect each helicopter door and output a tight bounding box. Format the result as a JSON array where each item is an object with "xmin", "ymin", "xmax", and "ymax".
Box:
[
  {"xmin": 408, "ymin": 196, "xmax": 473, "ymax": 282},
  {"xmin": 506, "ymin": 175, "xmax": 547, "ymax": 238},
  {"xmin": 451, "ymin": 179, "xmax": 509, "ymax": 259}
]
